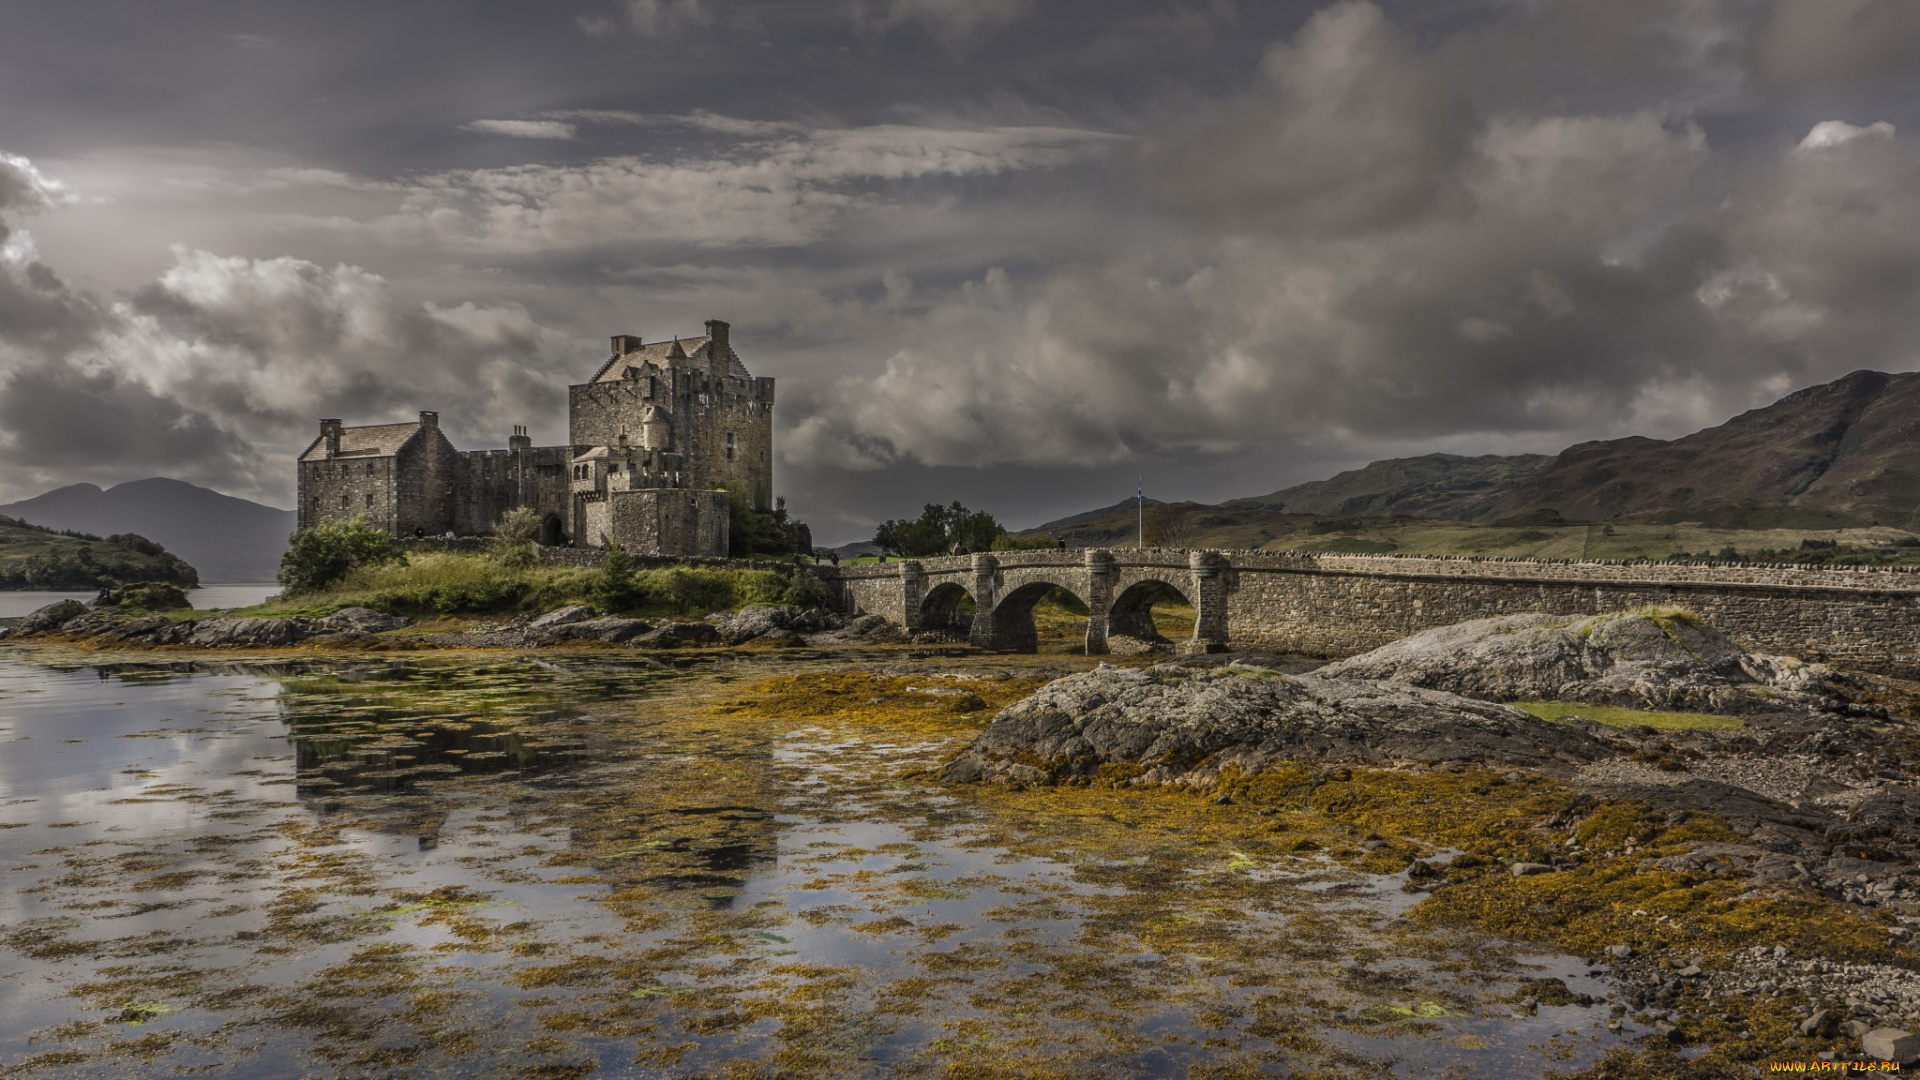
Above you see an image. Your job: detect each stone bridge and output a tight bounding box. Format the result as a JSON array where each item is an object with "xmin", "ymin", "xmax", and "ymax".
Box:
[{"xmin": 815, "ymin": 548, "xmax": 1920, "ymax": 675}]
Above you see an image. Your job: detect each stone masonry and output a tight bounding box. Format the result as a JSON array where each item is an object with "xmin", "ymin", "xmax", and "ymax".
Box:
[
  {"xmin": 816, "ymin": 549, "xmax": 1920, "ymax": 676},
  {"xmin": 296, "ymin": 320, "xmax": 769, "ymax": 558}
]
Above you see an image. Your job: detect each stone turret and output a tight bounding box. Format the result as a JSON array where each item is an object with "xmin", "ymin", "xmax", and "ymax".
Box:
[
  {"xmin": 705, "ymin": 319, "xmax": 730, "ymax": 379},
  {"xmin": 319, "ymin": 419, "xmax": 342, "ymax": 458}
]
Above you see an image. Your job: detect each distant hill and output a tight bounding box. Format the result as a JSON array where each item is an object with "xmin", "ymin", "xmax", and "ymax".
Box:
[
  {"xmin": 1013, "ymin": 369, "xmax": 1920, "ymax": 548},
  {"xmin": 1480, "ymin": 370, "xmax": 1920, "ymax": 528},
  {"xmin": 1227, "ymin": 454, "xmax": 1554, "ymax": 519},
  {"xmin": 0, "ymin": 478, "xmax": 294, "ymax": 582},
  {"xmin": 0, "ymin": 515, "xmax": 198, "ymax": 589}
]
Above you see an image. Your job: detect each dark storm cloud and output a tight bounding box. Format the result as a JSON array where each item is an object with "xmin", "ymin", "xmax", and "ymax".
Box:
[{"xmin": 1, "ymin": 0, "xmax": 1918, "ymax": 540}]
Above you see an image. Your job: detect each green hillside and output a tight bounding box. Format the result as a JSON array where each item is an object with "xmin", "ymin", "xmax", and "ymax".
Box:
[
  {"xmin": 1227, "ymin": 453, "xmax": 1554, "ymax": 519},
  {"xmin": 1020, "ymin": 501, "xmax": 1920, "ymax": 564},
  {"xmin": 0, "ymin": 515, "xmax": 199, "ymax": 590}
]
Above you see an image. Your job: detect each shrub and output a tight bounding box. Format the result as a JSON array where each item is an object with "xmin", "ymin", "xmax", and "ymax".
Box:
[
  {"xmin": 278, "ymin": 518, "xmax": 404, "ymax": 594},
  {"xmin": 492, "ymin": 507, "xmax": 542, "ymax": 569},
  {"xmin": 786, "ymin": 569, "xmax": 836, "ymax": 610},
  {"xmin": 109, "ymin": 581, "xmax": 193, "ymax": 611}
]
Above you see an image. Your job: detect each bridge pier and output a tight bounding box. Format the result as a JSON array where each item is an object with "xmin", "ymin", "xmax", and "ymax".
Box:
[
  {"xmin": 899, "ymin": 561, "xmax": 927, "ymax": 632},
  {"xmin": 1182, "ymin": 550, "xmax": 1231, "ymax": 654},
  {"xmin": 1083, "ymin": 549, "xmax": 1115, "ymax": 655},
  {"xmin": 967, "ymin": 553, "xmax": 1001, "ymax": 650}
]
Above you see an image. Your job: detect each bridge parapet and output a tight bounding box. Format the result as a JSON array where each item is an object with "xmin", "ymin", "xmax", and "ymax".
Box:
[{"xmin": 813, "ymin": 548, "xmax": 1920, "ymax": 672}]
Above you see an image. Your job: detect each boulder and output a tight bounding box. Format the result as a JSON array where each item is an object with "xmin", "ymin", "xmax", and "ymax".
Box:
[
  {"xmin": 712, "ymin": 605, "xmax": 845, "ymax": 645},
  {"xmin": 187, "ymin": 617, "xmax": 309, "ymax": 647},
  {"xmin": 635, "ymin": 622, "xmax": 721, "ymax": 648},
  {"xmin": 526, "ymin": 605, "xmax": 595, "ymax": 630},
  {"xmin": 1319, "ymin": 611, "xmax": 1844, "ymax": 713},
  {"xmin": 15, "ymin": 599, "xmax": 88, "ymax": 636},
  {"xmin": 942, "ymin": 663, "xmax": 1617, "ymax": 787},
  {"xmin": 1863, "ymin": 1028, "xmax": 1920, "ymax": 1064},
  {"xmin": 807, "ymin": 614, "xmax": 908, "ymax": 646},
  {"xmin": 544, "ymin": 616, "xmax": 654, "ymax": 644},
  {"xmin": 315, "ymin": 607, "xmax": 409, "ymax": 635}
]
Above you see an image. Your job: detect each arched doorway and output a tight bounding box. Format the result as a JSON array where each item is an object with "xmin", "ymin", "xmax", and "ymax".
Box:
[
  {"xmin": 918, "ymin": 582, "xmax": 977, "ymax": 640},
  {"xmin": 539, "ymin": 513, "xmax": 565, "ymax": 546},
  {"xmin": 991, "ymin": 581, "xmax": 1091, "ymax": 654},
  {"xmin": 1107, "ymin": 579, "xmax": 1194, "ymax": 654}
]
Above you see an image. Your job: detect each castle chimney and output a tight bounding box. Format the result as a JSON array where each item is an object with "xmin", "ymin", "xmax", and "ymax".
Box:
[
  {"xmin": 611, "ymin": 334, "xmax": 642, "ymax": 357},
  {"xmin": 320, "ymin": 419, "xmax": 342, "ymax": 458},
  {"xmin": 508, "ymin": 424, "xmax": 532, "ymax": 453},
  {"xmin": 419, "ymin": 410, "xmax": 438, "ymax": 430},
  {"xmin": 704, "ymin": 319, "xmax": 730, "ymax": 378}
]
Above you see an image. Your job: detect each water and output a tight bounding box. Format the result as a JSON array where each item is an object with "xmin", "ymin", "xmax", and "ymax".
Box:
[
  {"xmin": 0, "ymin": 652, "xmax": 1635, "ymax": 1078},
  {"xmin": 0, "ymin": 584, "xmax": 279, "ymax": 619}
]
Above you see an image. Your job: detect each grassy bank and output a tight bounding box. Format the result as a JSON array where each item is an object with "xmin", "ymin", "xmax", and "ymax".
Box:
[{"xmin": 253, "ymin": 550, "xmax": 799, "ymax": 620}]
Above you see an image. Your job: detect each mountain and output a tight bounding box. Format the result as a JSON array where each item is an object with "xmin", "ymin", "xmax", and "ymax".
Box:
[
  {"xmin": 1226, "ymin": 454, "xmax": 1554, "ymax": 520},
  {"xmin": 1031, "ymin": 496, "xmax": 1167, "ymax": 532},
  {"xmin": 1480, "ymin": 370, "xmax": 1920, "ymax": 528},
  {"xmin": 0, "ymin": 478, "xmax": 294, "ymax": 582}
]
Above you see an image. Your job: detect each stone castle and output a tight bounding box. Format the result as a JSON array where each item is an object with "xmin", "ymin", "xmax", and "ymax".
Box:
[{"xmin": 297, "ymin": 319, "xmax": 772, "ymax": 557}]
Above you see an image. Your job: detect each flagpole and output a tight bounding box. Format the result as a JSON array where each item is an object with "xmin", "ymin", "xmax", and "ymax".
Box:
[{"xmin": 1137, "ymin": 479, "xmax": 1143, "ymax": 550}]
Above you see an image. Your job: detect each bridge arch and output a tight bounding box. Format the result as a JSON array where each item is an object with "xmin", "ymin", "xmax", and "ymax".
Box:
[
  {"xmin": 1107, "ymin": 578, "xmax": 1192, "ymax": 654},
  {"xmin": 917, "ymin": 581, "xmax": 977, "ymax": 639},
  {"xmin": 989, "ymin": 579, "xmax": 1091, "ymax": 653}
]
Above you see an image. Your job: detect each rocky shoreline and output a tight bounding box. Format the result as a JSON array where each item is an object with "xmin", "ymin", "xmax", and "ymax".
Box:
[
  {"xmin": 0, "ymin": 599, "xmax": 910, "ymax": 651},
  {"xmin": 940, "ymin": 611, "xmax": 1920, "ymax": 1065}
]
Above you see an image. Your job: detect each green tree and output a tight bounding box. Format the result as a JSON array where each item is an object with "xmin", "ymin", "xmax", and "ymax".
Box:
[
  {"xmin": 726, "ymin": 488, "xmax": 812, "ymax": 557},
  {"xmin": 277, "ymin": 517, "xmax": 404, "ymax": 594},
  {"xmin": 589, "ymin": 539, "xmax": 648, "ymax": 613},
  {"xmin": 873, "ymin": 501, "xmax": 1007, "ymax": 557}
]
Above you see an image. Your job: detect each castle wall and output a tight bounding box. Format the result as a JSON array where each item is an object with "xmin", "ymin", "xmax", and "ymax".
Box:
[
  {"xmin": 391, "ymin": 429, "xmax": 459, "ymax": 537},
  {"xmin": 452, "ymin": 447, "xmax": 573, "ymax": 537},
  {"xmin": 593, "ymin": 489, "xmax": 729, "ymax": 558},
  {"xmin": 299, "ymin": 455, "xmax": 399, "ymax": 533},
  {"xmin": 567, "ymin": 365, "xmax": 774, "ymax": 509}
]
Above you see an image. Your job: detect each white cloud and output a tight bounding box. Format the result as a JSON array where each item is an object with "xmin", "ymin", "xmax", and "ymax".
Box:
[
  {"xmin": 0, "ymin": 152, "xmax": 79, "ymax": 215},
  {"xmin": 622, "ymin": 0, "xmax": 708, "ymax": 35},
  {"xmin": 462, "ymin": 119, "xmax": 579, "ymax": 140},
  {"xmin": 1797, "ymin": 119, "xmax": 1896, "ymax": 152},
  {"xmin": 390, "ymin": 123, "xmax": 1119, "ymax": 252}
]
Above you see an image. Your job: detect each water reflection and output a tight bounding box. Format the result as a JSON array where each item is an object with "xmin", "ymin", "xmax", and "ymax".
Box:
[{"xmin": 0, "ymin": 652, "xmax": 1636, "ymax": 1079}]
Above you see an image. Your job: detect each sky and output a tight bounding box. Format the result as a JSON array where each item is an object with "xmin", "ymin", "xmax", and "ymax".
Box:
[{"xmin": 1, "ymin": 0, "xmax": 1918, "ymax": 544}]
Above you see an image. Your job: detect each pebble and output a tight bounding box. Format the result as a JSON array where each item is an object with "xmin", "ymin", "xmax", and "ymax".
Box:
[{"xmin": 1509, "ymin": 862, "xmax": 1554, "ymax": 877}]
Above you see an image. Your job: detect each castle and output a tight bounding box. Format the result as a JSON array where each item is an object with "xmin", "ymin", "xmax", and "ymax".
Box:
[{"xmin": 296, "ymin": 319, "xmax": 773, "ymax": 558}]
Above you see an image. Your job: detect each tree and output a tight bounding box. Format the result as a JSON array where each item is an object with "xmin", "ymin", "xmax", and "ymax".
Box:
[
  {"xmin": 589, "ymin": 539, "xmax": 648, "ymax": 613},
  {"xmin": 873, "ymin": 501, "xmax": 1007, "ymax": 557},
  {"xmin": 277, "ymin": 517, "xmax": 403, "ymax": 594},
  {"xmin": 726, "ymin": 487, "xmax": 812, "ymax": 557}
]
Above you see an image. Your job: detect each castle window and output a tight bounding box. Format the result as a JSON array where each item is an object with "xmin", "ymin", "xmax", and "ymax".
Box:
[
  {"xmin": 725, "ymin": 432, "xmax": 735, "ymax": 461},
  {"xmin": 367, "ymin": 462, "xmax": 375, "ymax": 474},
  {"xmin": 365, "ymin": 493, "xmax": 374, "ymax": 507},
  {"xmin": 339, "ymin": 494, "xmax": 348, "ymax": 509}
]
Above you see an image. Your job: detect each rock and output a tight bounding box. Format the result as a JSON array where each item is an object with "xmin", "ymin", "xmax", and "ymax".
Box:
[
  {"xmin": 1605, "ymin": 944, "xmax": 1634, "ymax": 959},
  {"xmin": 543, "ymin": 616, "xmax": 654, "ymax": 644},
  {"xmin": 526, "ymin": 605, "xmax": 595, "ymax": 630},
  {"xmin": 1509, "ymin": 862, "xmax": 1555, "ymax": 877},
  {"xmin": 315, "ymin": 608, "xmax": 409, "ymax": 635},
  {"xmin": 635, "ymin": 622, "xmax": 721, "ymax": 648},
  {"xmin": 1863, "ymin": 1028, "xmax": 1920, "ymax": 1063},
  {"xmin": 807, "ymin": 614, "xmax": 908, "ymax": 646},
  {"xmin": 941, "ymin": 663, "xmax": 1617, "ymax": 787},
  {"xmin": 187, "ymin": 617, "xmax": 308, "ymax": 647},
  {"xmin": 1846, "ymin": 1020, "xmax": 1874, "ymax": 1039},
  {"xmin": 15, "ymin": 599, "xmax": 88, "ymax": 635},
  {"xmin": 1801, "ymin": 1009, "xmax": 1835, "ymax": 1037},
  {"xmin": 1318, "ymin": 611, "xmax": 1845, "ymax": 713}
]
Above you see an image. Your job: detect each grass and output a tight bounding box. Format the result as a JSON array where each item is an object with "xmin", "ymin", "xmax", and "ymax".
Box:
[
  {"xmin": 1511, "ymin": 700, "xmax": 1745, "ymax": 730},
  {"xmin": 239, "ymin": 551, "xmax": 798, "ymax": 620}
]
